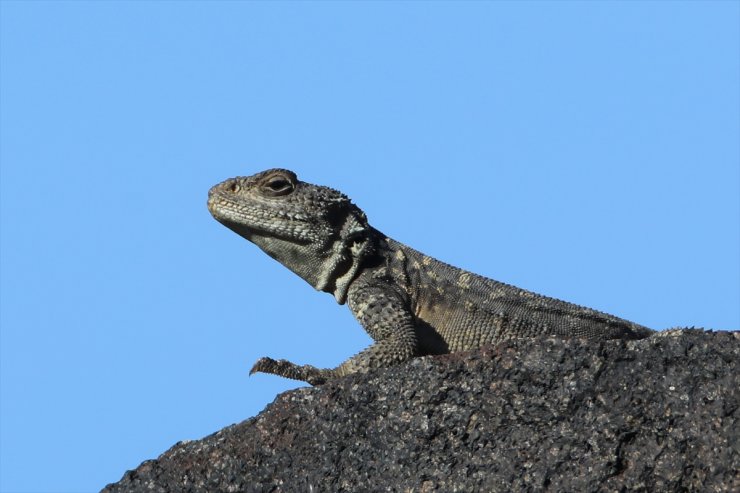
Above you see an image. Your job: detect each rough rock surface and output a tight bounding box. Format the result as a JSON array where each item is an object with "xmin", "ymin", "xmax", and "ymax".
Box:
[{"xmin": 103, "ymin": 330, "xmax": 738, "ymax": 492}]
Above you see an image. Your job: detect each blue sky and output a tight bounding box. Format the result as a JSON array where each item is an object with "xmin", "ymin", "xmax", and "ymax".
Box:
[{"xmin": 1, "ymin": 2, "xmax": 738, "ymax": 492}]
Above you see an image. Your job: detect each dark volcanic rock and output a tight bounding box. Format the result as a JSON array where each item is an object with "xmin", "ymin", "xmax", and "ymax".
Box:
[{"xmin": 103, "ymin": 330, "xmax": 739, "ymax": 492}]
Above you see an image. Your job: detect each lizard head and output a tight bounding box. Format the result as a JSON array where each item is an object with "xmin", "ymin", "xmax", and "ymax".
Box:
[{"xmin": 208, "ymin": 168, "xmax": 374, "ymax": 302}]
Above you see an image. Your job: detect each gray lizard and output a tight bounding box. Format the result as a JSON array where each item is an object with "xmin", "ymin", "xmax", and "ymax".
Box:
[{"xmin": 207, "ymin": 169, "xmax": 653, "ymax": 385}]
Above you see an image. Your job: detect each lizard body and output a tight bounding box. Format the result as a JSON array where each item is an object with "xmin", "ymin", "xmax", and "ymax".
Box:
[{"xmin": 207, "ymin": 169, "xmax": 653, "ymax": 385}]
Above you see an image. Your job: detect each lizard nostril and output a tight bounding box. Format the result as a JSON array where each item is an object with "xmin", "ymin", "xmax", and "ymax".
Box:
[{"xmin": 228, "ymin": 181, "xmax": 240, "ymax": 193}]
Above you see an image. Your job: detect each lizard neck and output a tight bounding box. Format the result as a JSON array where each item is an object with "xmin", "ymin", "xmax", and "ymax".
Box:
[{"xmin": 314, "ymin": 217, "xmax": 377, "ymax": 305}]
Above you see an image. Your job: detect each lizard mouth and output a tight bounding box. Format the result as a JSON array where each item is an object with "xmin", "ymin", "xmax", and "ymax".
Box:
[{"xmin": 207, "ymin": 192, "xmax": 314, "ymax": 244}]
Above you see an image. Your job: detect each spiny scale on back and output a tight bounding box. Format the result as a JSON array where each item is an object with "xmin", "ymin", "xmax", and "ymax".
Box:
[{"xmin": 208, "ymin": 168, "xmax": 654, "ymax": 385}]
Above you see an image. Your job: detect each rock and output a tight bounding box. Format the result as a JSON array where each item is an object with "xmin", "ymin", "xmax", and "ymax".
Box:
[{"xmin": 103, "ymin": 330, "xmax": 739, "ymax": 492}]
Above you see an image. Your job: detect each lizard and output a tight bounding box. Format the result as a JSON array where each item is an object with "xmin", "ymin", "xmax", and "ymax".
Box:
[{"xmin": 207, "ymin": 168, "xmax": 654, "ymax": 385}]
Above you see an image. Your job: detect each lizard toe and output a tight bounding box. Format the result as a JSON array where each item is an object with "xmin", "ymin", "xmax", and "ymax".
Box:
[{"xmin": 249, "ymin": 357, "xmax": 278, "ymax": 376}]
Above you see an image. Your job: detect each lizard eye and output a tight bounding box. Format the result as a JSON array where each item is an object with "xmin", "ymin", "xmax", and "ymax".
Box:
[{"xmin": 263, "ymin": 175, "xmax": 295, "ymax": 196}]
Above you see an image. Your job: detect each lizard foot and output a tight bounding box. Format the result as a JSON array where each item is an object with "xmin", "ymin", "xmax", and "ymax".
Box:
[{"xmin": 250, "ymin": 357, "xmax": 328, "ymax": 386}]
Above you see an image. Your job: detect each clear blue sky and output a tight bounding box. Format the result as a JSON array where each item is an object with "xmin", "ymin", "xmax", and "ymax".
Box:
[{"xmin": 1, "ymin": 2, "xmax": 738, "ymax": 492}]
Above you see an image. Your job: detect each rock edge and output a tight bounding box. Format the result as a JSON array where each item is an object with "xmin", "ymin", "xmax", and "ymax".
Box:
[{"xmin": 103, "ymin": 330, "xmax": 739, "ymax": 492}]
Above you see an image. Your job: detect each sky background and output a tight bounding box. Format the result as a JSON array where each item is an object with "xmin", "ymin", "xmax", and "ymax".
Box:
[{"xmin": 1, "ymin": 2, "xmax": 738, "ymax": 492}]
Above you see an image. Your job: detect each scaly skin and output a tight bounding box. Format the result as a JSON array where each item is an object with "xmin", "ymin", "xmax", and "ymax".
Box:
[{"xmin": 207, "ymin": 169, "xmax": 653, "ymax": 385}]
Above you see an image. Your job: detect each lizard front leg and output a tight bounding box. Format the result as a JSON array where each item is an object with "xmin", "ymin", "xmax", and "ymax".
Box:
[{"xmin": 250, "ymin": 283, "xmax": 419, "ymax": 385}]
